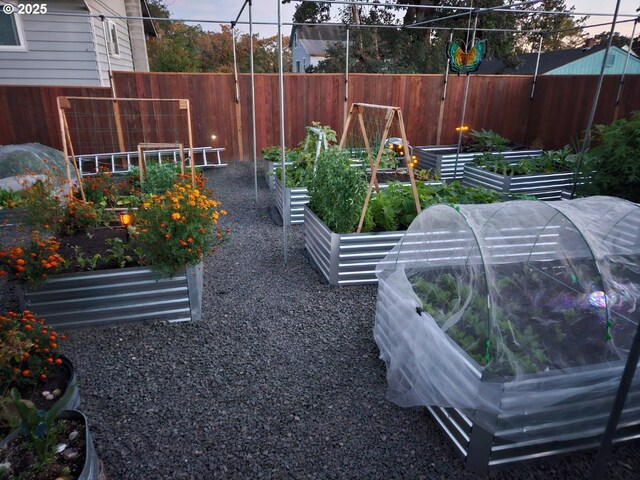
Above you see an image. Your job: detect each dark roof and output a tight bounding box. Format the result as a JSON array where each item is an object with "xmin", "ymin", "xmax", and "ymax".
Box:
[
  {"xmin": 476, "ymin": 44, "xmax": 612, "ymax": 75},
  {"xmin": 289, "ymin": 24, "xmax": 345, "ymax": 54}
]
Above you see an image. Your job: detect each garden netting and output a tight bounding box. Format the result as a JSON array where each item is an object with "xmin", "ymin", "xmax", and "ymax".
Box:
[
  {"xmin": 375, "ymin": 196, "xmax": 640, "ymax": 442},
  {"xmin": 0, "ymin": 143, "xmax": 67, "ymax": 190}
]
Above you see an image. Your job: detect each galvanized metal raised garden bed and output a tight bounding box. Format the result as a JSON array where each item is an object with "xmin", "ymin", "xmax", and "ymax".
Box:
[
  {"xmin": 304, "ymin": 205, "xmax": 407, "ymax": 285},
  {"xmin": 462, "ymin": 165, "xmax": 575, "ymax": 200},
  {"xmin": 263, "ymin": 160, "xmax": 292, "ymax": 190},
  {"xmin": 376, "ymin": 277, "xmax": 640, "ymax": 473},
  {"xmin": 414, "ymin": 146, "xmax": 543, "ymax": 181},
  {"xmin": 18, "ymin": 264, "xmax": 203, "ymax": 329}
]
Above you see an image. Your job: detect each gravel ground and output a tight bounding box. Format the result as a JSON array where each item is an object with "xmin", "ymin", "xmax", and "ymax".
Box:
[{"xmin": 2, "ymin": 161, "xmax": 639, "ymax": 479}]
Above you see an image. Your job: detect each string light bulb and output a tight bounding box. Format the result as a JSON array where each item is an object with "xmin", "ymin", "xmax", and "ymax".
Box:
[{"xmin": 455, "ymin": 125, "xmax": 469, "ymax": 132}]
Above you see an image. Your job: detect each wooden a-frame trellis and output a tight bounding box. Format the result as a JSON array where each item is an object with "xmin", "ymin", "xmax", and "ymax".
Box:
[
  {"xmin": 57, "ymin": 97, "xmax": 197, "ymax": 198},
  {"xmin": 338, "ymin": 103, "xmax": 421, "ymax": 233}
]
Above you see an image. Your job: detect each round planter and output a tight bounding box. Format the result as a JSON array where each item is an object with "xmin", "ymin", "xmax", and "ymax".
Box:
[
  {"xmin": 0, "ymin": 410, "xmax": 103, "ymax": 479},
  {"xmin": 1, "ymin": 355, "xmax": 80, "ymax": 446}
]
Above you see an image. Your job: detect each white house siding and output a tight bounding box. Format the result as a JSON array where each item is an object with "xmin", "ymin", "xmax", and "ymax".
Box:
[
  {"xmin": 86, "ymin": 0, "xmax": 136, "ymax": 86},
  {"xmin": 0, "ymin": 0, "xmax": 101, "ymax": 86}
]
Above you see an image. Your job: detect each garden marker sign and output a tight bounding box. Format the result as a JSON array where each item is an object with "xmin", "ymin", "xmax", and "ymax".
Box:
[{"xmin": 338, "ymin": 103, "xmax": 421, "ymax": 233}]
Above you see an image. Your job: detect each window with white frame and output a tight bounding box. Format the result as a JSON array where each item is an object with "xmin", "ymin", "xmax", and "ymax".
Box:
[
  {"xmin": 0, "ymin": 6, "xmax": 26, "ymax": 51},
  {"xmin": 106, "ymin": 19, "xmax": 120, "ymax": 56}
]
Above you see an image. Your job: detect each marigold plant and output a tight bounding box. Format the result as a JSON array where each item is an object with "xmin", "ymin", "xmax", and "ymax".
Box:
[
  {"xmin": 0, "ymin": 232, "xmax": 64, "ymax": 286},
  {"xmin": 0, "ymin": 310, "xmax": 65, "ymax": 389},
  {"xmin": 132, "ymin": 183, "xmax": 229, "ymax": 275}
]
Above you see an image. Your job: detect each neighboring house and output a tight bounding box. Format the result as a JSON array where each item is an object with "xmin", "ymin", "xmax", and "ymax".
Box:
[
  {"xmin": 477, "ymin": 42, "xmax": 640, "ymax": 75},
  {"xmin": 0, "ymin": 0, "xmax": 156, "ymax": 86},
  {"xmin": 289, "ymin": 24, "xmax": 344, "ymax": 72}
]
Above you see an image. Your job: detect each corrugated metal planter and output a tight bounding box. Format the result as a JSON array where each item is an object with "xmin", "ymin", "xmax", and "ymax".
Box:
[
  {"xmin": 304, "ymin": 206, "xmax": 406, "ymax": 285},
  {"xmin": 414, "ymin": 146, "xmax": 543, "ymax": 181},
  {"xmin": 376, "ymin": 283, "xmax": 640, "ymax": 473},
  {"xmin": 462, "ymin": 165, "xmax": 575, "ymax": 200},
  {"xmin": 1, "ymin": 410, "xmax": 103, "ymax": 479},
  {"xmin": 18, "ymin": 264, "xmax": 203, "ymax": 329},
  {"xmin": 276, "ymin": 178, "xmax": 309, "ymax": 225},
  {"xmin": 278, "ymin": 178, "xmax": 442, "ymax": 226},
  {"xmin": 428, "ymin": 362, "xmax": 639, "ymax": 473},
  {"xmin": 263, "ymin": 160, "xmax": 292, "ymax": 190}
]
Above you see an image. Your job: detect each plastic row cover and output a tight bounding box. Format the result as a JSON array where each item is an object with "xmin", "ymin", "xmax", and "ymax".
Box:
[{"xmin": 375, "ymin": 196, "xmax": 640, "ymax": 440}]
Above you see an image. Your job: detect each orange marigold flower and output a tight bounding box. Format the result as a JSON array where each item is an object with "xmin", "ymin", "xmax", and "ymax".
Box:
[
  {"xmin": 22, "ymin": 370, "xmax": 30, "ymax": 377},
  {"xmin": 40, "ymin": 374, "xmax": 47, "ymax": 380},
  {"xmin": 24, "ymin": 324, "xmax": 33, "ymax": 331},
  {"xmin": 165, "ymin": 234, "xmax": 171, "ymax": 239},
  {"xmin": 55, "ymin": 358, "xmax": 62, "ymax": 365}
]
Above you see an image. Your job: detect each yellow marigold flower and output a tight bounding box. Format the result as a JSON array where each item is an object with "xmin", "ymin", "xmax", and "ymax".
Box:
[
  {"xmin": 171, "ymin": 212, "xmax": 181, "ymax": 220},
  {"xmin": 221, "ymin": 210, "xmax": 227, "ymax": 215}
]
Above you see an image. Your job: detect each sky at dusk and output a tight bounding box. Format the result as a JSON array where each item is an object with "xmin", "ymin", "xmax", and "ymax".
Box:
[{"xmin": 163, "ymin": 1, "xmax": 638, "ymax": 39}]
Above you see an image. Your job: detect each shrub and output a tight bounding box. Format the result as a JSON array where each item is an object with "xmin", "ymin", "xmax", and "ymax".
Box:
[
  {"xmin": 132, "ymin": 183, "xmax": 229, "ymax": 275},
  {"xmin": 0, "ymin": 310, "xmax": 65, "ymax": 390},
  {"xmin": 462, "ymin": 129, "xmax": 511, "ymax": 152},
  {"xmin": 0, "ymin": 233, "xmax": 64, "ymax": 286},
  {"xmin": 579, "ymin": 112, "xmax": 640, "ymax": 203}
]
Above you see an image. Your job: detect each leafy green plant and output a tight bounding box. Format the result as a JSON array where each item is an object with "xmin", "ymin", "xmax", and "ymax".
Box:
[
  {"xmin": 104, "ymin": 237, "xmax": 134, "ymax": 268},
  {"xmin": 308, "ymin": 147, "xmax": 370, "ymax": 234},
  {"xmin": 10, "ymin": 384, "xmax": 75, "ymax": 465},
  {"xmin": 365, "ymin": 182, "xmax": 503, "ymax": 232},
  {"xmin": 472, "ymin": 147, "xmax": 576, "ymax": 176},
  {"xmin": 578, "ymin": 111, "xmax": 640, "ymax": 203},
  {"xmin": 261, "ymin": 145, "xmax": 284, "ymax": 162},
  {"xmin": 70, "ymin": 246, "xmax": 102, "ymax": 271},
  {"xmin": 142, "ymin": 162, "xmax": 183, "ymax": 195},
  {"xmin": 0, "ymin": 188, "xmax": 24, "ymax": 209},
  {"xmin": 462, "ymin": 129, "xmax": 511, "ymax": 152}
]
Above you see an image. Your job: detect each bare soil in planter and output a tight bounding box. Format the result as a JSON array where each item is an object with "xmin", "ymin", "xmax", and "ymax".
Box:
[
  {"xmin": 370, "ymin": 171, "xmax": 412, "ymax": 183},
  {"xmin": 1, "ymin": 417, "xmax": 86, "ymax": 480},
  {"xmin": 57, "ymin": 226, "xmax": 140, "ymax": 273}
]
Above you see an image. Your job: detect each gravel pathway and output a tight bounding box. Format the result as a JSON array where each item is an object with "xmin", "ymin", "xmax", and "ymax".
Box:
[{"xmin": 2, "ymin": 162, "xmax": 639, "ymax": 479}]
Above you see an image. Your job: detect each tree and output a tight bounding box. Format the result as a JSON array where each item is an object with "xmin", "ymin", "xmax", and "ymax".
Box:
[
  {"xmin": 286, "ymin": 0, "xmax": 331, "ymax": 24},
  {"xmin": 146, "ymin": 0, "xmax": 290, "ymax": 73}
]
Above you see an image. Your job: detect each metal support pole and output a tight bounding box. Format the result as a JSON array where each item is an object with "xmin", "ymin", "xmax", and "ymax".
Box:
[
  {"xmin": 615, "ymin": 18, "xmax": 638, "ymax": 105},
  {"xmin": 530, "ymin": 34, "xmax": 543, "ymax": 100},
  {"xmin": 452, "ymin": 14, "xmax": 478, "ymax": 180},
  {"xmin": 442, "ymin": 29, "xmax": 454, "ymax": 101},
  {"xmin": 344, "ymin": 26, "xmax": 350, "ymax": 126},
  {"xmin": 277, "ymin": 0, "xmax": 288, "ymax": 264},
  {"xmin": 571, "ymin": 0, "xmax": 621, "ymax": 198},
  {"xmin": 250, "ymin": 0, "xmax": 258, "ymax": 203},
  {"xmin": 590, "ymin": 318, "xmax": 640, "ymax": 479}
]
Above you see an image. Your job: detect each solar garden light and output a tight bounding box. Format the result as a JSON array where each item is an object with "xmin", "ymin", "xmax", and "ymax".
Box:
[{"xmin": 119, "ymin": 211, "xmax": 132, "ymax": 241}]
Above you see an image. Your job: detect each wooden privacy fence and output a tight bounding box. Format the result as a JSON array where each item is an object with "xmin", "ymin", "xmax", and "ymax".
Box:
[{"xmin": 1, "ymin": 72, "xmax": 639, "ymax": 160}]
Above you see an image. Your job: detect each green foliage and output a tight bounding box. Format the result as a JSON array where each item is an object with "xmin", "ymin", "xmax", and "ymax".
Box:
[
  {"xmin": 308, "ymin": 147, "xmax": 369, "ymax": 234},
  {"xmin": 366, "ymin": 182, "xmax": 503, "ymax": 233},
  {"xmin": 578, "ymin": 112, "xmax": 640, "ymax": 203},
  {"xmin": 261, "ymin": 146, "xmax": 284, "ymax": 162},
  {"xmin": 462, "ymin": 129, "xmax": 511, "ymax": 152},
  {"xmin": 142, "ymin": 163, "xmax": 182, "ymax": 195},
  {"xmin": 274, "ymin": 123, "xmax": 338, "ymax": 187},
  {"xmin": 70, "ymin": 246, "xmax": 101, "ymax": 271},
  {"xmin": 0, "ymin": 188, "xmax": 24, "ymax": 209},
  {"xmin": 10, "ymin": 385, "xmax": 75, "ymax": 465},
  {"xmin": 473, "ymin": 147, "xmax": 576, "ymax": 176},
  {"xmin": 104, "ymin": 238, "xmax": 134, "ymax": 268}
]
